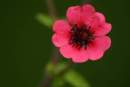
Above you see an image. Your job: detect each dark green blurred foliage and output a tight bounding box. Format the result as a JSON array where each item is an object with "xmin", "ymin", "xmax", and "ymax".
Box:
[{"xmin": 0, "ymin": 0, "xmax": 130, "ymax": 87}]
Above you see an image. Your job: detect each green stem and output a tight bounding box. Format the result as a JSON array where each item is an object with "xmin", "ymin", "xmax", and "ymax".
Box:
[{"xmin": 39, "ymin": 0, "xmax": 59, "ymax": 87}]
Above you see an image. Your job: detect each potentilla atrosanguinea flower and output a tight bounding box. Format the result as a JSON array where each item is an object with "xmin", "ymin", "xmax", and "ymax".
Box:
[{"xmin": 52, "ymin": 4, "xmax": 112, "ymax": 63}]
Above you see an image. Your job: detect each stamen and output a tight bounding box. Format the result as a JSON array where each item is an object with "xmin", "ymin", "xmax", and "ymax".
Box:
[{"xmin": 69, "ymin": 25, "xmax": 94, "ymax": 49}]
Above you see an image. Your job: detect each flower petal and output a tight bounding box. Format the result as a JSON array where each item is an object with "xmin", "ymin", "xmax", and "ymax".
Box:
[
  {"xmin": 87, "ymin": 44, "xmax": 104, "ymax": 61},
  {"xmin": 88, "ymin": 48, "xmax": 104, "ymax": 61},
  {"xmin": 52, "ymin": 33, "xmax": 69, "ymax": 47},
  {"xmin": 86, "ymin": 12, "xmax": 111, "ymax": 36},
  {"xmin": 94, "ymin": 23, "xmax": 112, "ymax": 36},
  {"xmin": 60, "ymin": 44, "xmax": 89, "ymax": 63},
  {"xmin": 88, "ymin": 12, "xmax": 106, "ymax": 28},
  {"xmin": 60, "ymin": 44, "xmax": 73, "ymax": 58},
  {"xmin": 86, "ymin": 36, "xmax": 111, "ymax": 61},
  {"xmin": 71, "ymin": 49, "xmax": 89, "ymax": 63},
  {"xmin": 92, "ymin": 36, "xmax": 111, "ymax": 51},
  {"xmin": 82, "ymin": 4, "xmax": 95, "ymax": 18},
  {"xmin": 95, "ymin": 12, "xmax": 106, "ymax": 23},
  {"xmin": 53, "ymin": 20, "xmax": 71, "ymax": 34},
  {"xmin": 82, "ymin": 4, "xmax": 96, "ymax": 25},
  {"xmin": 67, "ymin": 6, "xmax": 82, "ymax": 25}
]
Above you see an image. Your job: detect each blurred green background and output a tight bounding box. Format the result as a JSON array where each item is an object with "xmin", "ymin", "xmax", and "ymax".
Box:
[{"xmin": 1, "ymin": 0, "xmax": 130, "ymax": 87}]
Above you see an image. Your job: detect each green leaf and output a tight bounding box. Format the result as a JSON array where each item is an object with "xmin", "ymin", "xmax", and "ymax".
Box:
[
  {"xmin": 36, "ymin": 13, "xmax": 53, "ymax": 27},
  {"xmin": 52, "ymin": 77, "xmax": 65, "ymax": 87},
  {"xmin": 46, "ymin": 62, "xmax": 55, "ymax": 75},
  {"xmin": 64, "ymin": 69, "xmax": 90, "ymax": 87},
  {"xmin": 54, "ymin": 62, "xmax": 68, "ymax": 75}
]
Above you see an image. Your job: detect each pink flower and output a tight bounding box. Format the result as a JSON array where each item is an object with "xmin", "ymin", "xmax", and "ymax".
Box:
[{"xmin": 52, "ymin": 4, "xmax": 112, "ymax": 63}]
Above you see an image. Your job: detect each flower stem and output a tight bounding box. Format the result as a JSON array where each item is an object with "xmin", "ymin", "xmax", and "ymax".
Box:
[
  {"xmin": 45, "ymin": 0, "xmax": 57, "ymax": 20},
  {"xmin": 39, "ymin": 0, "xmax": 61, "ymax": 87},
  {"xmin": 45, "ymin": 0, "xmax": 59, "ymax": 64}
]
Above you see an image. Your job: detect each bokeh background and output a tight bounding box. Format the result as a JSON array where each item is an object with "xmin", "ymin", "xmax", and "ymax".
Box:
[{"xmin": 1, "ymin": 0, "xmax": 130, "ymax": 87}]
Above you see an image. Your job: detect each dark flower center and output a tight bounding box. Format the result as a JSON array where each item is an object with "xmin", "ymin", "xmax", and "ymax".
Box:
[{"xmin": 69, "ymin": 25, "xmax": 94, "ymax": 49}]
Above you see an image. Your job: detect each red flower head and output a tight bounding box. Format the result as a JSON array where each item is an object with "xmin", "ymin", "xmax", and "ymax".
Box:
[{"xmin": 52, "ymin": 4, "xmax": 112, "ymax": 63}]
